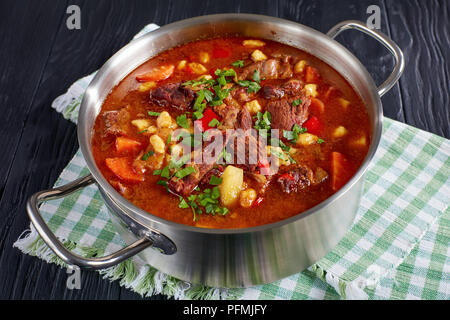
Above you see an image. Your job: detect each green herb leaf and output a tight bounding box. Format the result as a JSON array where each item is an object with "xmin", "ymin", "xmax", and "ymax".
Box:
[
  {"xmin": 141, "ymin": 150, "xmax": 154, "ymax": 161},
  {"xmin": 254, "ymin": 111, "xmax": 271, "ymax": 130},
  {"xmin": 148, "ymin": 111, "xmax": 161, "ymax": 117},
  {"xmin": 253, "ymin": 69, "xmax": 260, "ymax": 83},
  {"xmin": 237, "ymin": 80, "xmax": 261, "ymax": 94},
  {"xmin": 317, "ymin": 138, "xmax": 325, "ymax": 144},
  {"xmin": 208, "ymin": 118, "xmax": 221, "ymax": 128},
  {"xmin": 153, "ymin": 169, "xmax": 162, "ymax": 175},
  {"xmin": 292, "ymin": 99, "xmax": 303, "ymax": 106},
  {"xmin": 231, "ymin": 60, "xmax": 244, "ymax": 68},
  {"xmin": 209, "ymin": 175, "xmax": 223, "ymax": 185},
  {"xmin": 178, "ymin": 197, "xmax": 189, "ymax": 209},
  {"xmin": 174, "ymin": 166, "xmax": 196, "ymax": 179},
  {"xmin": 176, "ymin": 114, "xmax": 189, "ymax": 129},
  {"xmin": 160, "ymin": 166, "xmax": 170, "ymax": 179}
]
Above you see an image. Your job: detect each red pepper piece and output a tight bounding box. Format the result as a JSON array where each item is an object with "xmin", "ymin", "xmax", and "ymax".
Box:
[
  {"xmin": 303, "ymin": 116, "xmax": 321, "ymax": 135},
  {"xmin": 197, "ymin": 108, "xmax": 220, "ymax": 131}
]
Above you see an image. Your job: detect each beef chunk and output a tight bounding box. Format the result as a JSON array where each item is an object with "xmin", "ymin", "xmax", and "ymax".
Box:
[
  {"xmin": 276, "ymin": 165, "xmax": 328, "ymax": 194},
  {"xmin": 214, "ymin": 105, "xmax": 252, "ymax": 130},
  {"xmin": 199, "ymin": 166, "xmax": 224, "ymax": 186},
  {"xmin": 102, "ymin": 107, "xmax": 131, "ymax": 137},
  {"xmin": 237, "ymin": 106, "xmax": 252, "ymax": 130},
  {"xmin": 168, "ymin": 132, "xmax": 229, "ymax": 196},
  {"xmin": 239, "ymin": 58, "xmax": 293, "ymax": 81},
  {"xmin": 261, "ymin": 79, "xmax": 304, "ymax": 100},
  {"xmin": 261, "ymin": 85, "xmax": 285, "ymax": 99},
  {"xmin": 276, "ymin": 165, "xmax": 313, "ymax": 194},
  {"xmin": 149, "ymin": 82, "xmax": 195, "ymax": 110},
  {"xmin": 168, "ymin": 163, "xmax": 214, "ymax": 196},
  {"xmin": 214, "ymin": 104, "xmax": 240, "ymax": 129},
  {"xmin": 266, "ymin": 96, "xmax": 310, "ymax": 131},
  {"xmin": 231, "ymin": 86, "xmax": 256, "ymax": 103}
]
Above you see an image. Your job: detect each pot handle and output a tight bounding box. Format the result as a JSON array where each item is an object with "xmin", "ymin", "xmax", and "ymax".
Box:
[
  {"xmin": 26, "ymin": 174, "xmax": 175, "ymax": 270},
  {"xmin": 327, "ymin": 20, "xmax": 405, "ymax": 97}
]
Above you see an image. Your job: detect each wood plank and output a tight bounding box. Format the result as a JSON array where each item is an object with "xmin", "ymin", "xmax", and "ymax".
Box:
[{"xmin": 384, "ymin": 0, "xmax": 449, "ymax": 138}]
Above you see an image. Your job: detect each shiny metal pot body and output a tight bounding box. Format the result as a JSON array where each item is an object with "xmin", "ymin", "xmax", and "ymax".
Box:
[{"xmin": 27, "ymin": 14, "xmax": 404, "ymax": 287}]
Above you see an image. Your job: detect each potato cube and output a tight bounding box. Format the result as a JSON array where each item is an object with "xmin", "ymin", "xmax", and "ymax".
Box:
[
  {"xmin": 177, "ymin": 60, "xmax": 187, "ymax": 70},
  {"xmin": 199, "ymin": 52, "xmax": 210, "ymax": 64},
  {"xmin": 220, "ymin": 166, "xmax": 244, "ymax": 207},
  {"xmin": 156, "ymin": 111, "xmax": 173, "ymax": 128},
  {"xmin": 188, "ymin": 62, "xmax": 207, "ymax": 74},
  {"xmin": 149, "ymin": 134, "xmax": 166, "ymax": 154},
  {"xmin": 351, "ymin": 135, "xmax": 367, "ymax": 147},
  {"xmin": 296, "ymin": 133, "xmax": 319, "ymax": 146},
  {"xmin": 170, "ymin": 144, "xmax": 183, "ymax": 159},
  {"xmin": 333, "ymin": 126, "xmax": 348, "ymax": 138},
  {"xmin": 138, "ymin": 81, "xmax": 156, "ymax": 92},
  {"xmin": 337, "ymin": 98, "xmax": 350, "ymax": 109},
  {"xmin": 304, "ymin": 84, "xmax": 318, "ymax": 97},
  {"xmin": 145, "ymin": 125, "xmax": 157, "ymax": 134},
  {"xmin": 197, "ymin": 74, "xmax": 213, "ymax": 80},
  {"xmin": 131, "ymin": 119, "xmax": 151, "ymax": 131},
  {"xmin": 244, "ymin": 100, "xmax": 262, "ymax": 114},
  {"xmin": 239, "ymin": 188, "xmax": 257, "ymax": 208},
  {"xmin": 242, "ymin": 39, "xmax": 266, "ymax": 47},
  {"xmin": 251, "ymin": 49, "xmax": 268, "ymax": 62},
  {"xmin": 294, "ymin": 60, "xmax": 307, "ymax": 73}
]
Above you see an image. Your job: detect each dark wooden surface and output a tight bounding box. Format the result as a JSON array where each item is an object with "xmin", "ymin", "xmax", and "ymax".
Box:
[{"xmin": 0, "ymin": 0, "xmax": 448, "ymax": 300}]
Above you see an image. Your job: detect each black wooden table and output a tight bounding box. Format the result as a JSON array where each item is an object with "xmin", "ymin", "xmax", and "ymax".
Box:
[{"xmin": 0, "ymin": 0, "xmax": 448, "ymax": 300}]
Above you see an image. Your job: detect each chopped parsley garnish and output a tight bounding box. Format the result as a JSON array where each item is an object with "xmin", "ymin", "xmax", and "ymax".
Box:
[
  {"xmin": 156, "ymin": 180, "xmax": 168, "ymax": 191},
  {"xmin": 231, "ymin": 60, "xmax": 244, "ymax": 68},
  {"xmin": 209, "ymin": 175, "xmax": 223, "ymax": 185},
  {"xmin": 137, "ymin": 129, "xmax": 148, "ymax": 134},
  {"xmin": 182, "ymin": 78, "xmax": 215, "ymax": 88},
  {"xmin": 153, "ymin": 169, "xmax": 162, "ymax": 175},
  {"xmin": 176, "ymin": 114, "xmax": 189, "ymax": 128},
  {"xmin": 174, "ymin": 166, "xmax": 196, "ymax": 179},
  {"xmin": 317, "ymin": 138, "xmax": 325, "ymax": 144},
  {"xmin": 141, "ymin": 150, "xmax": 154, "ymax": 161},
  {"xmin": 253, "ymin": 69, "xmax": 260, "ymax": 83},
  {"xmin": 178, "ymin": 186, "xmax": 229, "ymax": 221},
  {"xmin": 254, "ymin": 111, "xmax": 272, "ymax": 131},
  {"xmin": 270, "ymin": 146, "xmax": 289, "ymax": 162},
  {"xmin": 208, "ymin": 118, "xmax": 221, "ymax": 128},
  {"xmin": 217, "ymin": 148, "xmax": 233, "ymax": 164},
  {"xmin": 160, "ymin": 166, "xmax": 170, "ymax": 179},
  {"xmin": 292, "ymin": 99, "xmax": 303, "ymax": 106},
  {"xmin": 147, "ymin": 111, "xmax": 161, "ymax": 116},
  {"xmin": 237, "ymin": 80, "xmax": 261, "ymax": 94},
  {"xmin": 283, "ymin": 124, "xmax": 307, "ymax": 142},
  {"xmin": 178, "ymin": 197, "xmax": 189, "ymax": 209}
]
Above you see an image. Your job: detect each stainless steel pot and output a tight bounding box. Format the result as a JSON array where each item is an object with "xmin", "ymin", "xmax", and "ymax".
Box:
[{"xmin": 27, "ymin": 14, "xmax": 404, "ymax": 288}]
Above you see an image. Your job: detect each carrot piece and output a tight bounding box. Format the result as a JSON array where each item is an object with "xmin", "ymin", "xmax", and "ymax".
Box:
[
  {"xmin": 331, "ymin": 152, "xmax": 353, "ymax": 191},
  {"xmin": 136, "ymin": 65, "xmax": 174, "ymax": 82},
  {"xmin": 305, "ymin": 66, "xmax": 320, "ymax": 83},
  {"xmin": 310, "ymin": 97, "xmax": 325, "ymax": 114},
  {"xmin": 115, "ymin": 137, "xmax": 142, "ymax": 153},
  {"xmin": 105, "ymin": 157, "xmax": 144, "ymax": 183}
]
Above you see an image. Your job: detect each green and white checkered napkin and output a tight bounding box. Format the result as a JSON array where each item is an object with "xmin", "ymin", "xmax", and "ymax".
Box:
[{"xmin": 14, "ymin": 24, "xmax": 450, "ymax": 300}]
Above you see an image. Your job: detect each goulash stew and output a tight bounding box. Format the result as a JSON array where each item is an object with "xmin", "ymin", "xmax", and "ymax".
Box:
[{"xmin": 92, "ymin": 37, "xmax": 371, "ymax": 228}]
